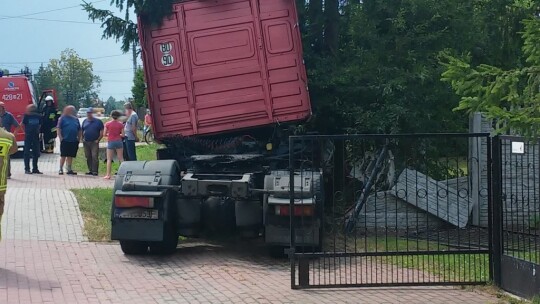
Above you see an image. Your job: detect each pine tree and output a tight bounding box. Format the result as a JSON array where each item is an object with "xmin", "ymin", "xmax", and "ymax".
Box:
[{"xmin": 441, "ymin": 18, "xmax": 540, "ymax": 137}]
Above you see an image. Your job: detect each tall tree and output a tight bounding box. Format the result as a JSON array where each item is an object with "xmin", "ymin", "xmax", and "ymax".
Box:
[
  {"xmin": 86, "ymin": 0, "xmax": 539, "ymax": 135},
  {"xmin": 36, "ymin": 49, "xmax": 101, "ymax": 107},
  {"xmin": 324, "ymin": 0, "xmax": 340, "ymax": 54},
  {"xmin": 307, "ymin": 0, "xmax": 323, "ymax": 53},
  {"xmin": 441, "ymin": 18, "xmax": 540, "ymax": 137},
  {"xmin": 104, "ymin": 96, "xmax": 121, "ymax": 114},
  {"xmin": 83, "ymin": 0, "xmax": 176, "ymax": 52},
  {"xmin": 131, "ymin": 67, "xmax": 147, "ymax": 109},
  {"xmin": 35, "ymin": 65, "xmax": 55, "ymax": 94}
]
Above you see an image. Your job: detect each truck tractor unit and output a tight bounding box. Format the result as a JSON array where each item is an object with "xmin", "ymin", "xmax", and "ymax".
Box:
[{"xmin": 111, "ymin": 0, "xmax": 322, "ymax": 255}]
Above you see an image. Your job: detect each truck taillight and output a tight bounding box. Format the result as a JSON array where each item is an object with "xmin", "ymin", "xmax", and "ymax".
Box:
[
  {"xmin": 115, "ymin": 196, "xmax": 155, "ymax": 208},
  {"xmin": 274, "ymin": 205, "xmax": 314, "ymax": 217}
]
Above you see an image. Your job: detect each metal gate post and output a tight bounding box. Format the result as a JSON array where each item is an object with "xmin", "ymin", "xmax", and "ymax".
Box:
[
  {"xmin": 298, "ymin": 258, "xmax": 310, "ymax": 288},
  {"xmin": 289, "ymin": 136, "xmax": 296, "ymax": 289},
  {"xmin": 490, "ymin": 135, "xmax": 503, "ymax": 287}
]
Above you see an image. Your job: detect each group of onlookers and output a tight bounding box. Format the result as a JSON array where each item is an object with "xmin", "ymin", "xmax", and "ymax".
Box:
[
  {"xmin": 0, "ymin": 98, "xmax": 142, "ymax": 178},
  {"xmin": 56, "ymin": 102, "xmax": 140, "ymax": 179},
  {"xmin": 0, "ymin": 99, "xmax": 145, "ymax": 242}
]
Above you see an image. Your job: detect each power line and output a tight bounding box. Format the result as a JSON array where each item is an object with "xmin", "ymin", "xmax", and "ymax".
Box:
[
  {"xmin": 87, "ymin": 54, "xmax": 129, "ymax": 60},
  {"xmin": 95, "ymin": 70, "xmax": 134, "ymax": 74},
  {"xmin": 101, "ymin": 93, "xmax": 133, "ymax": 96},
  {"xmin": 94, "ymin": 68, "xmax": 133, "ymax": 72},
  {"xmin": 0, "ymin": 15, "xmax": 97, "ymax": 25},
  {"xmin": 0, "ymin": 0, "xmax": 107, "ymax": 21},
  {"xmin": 0, "ymin": 54, "xmax": 129, "ymax": 65}
]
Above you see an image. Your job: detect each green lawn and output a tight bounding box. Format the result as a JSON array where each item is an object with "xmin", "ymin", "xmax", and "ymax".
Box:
[
  {"xmin": 71, "ymin": 143, "xmax": 159, "ymax": 175},
  {"xmin": 327, "ymin": 235, "xmax": 489, "ymax": 282},
  {"xmin": 73, "ymin": 188, "xmax": 113, "ymax": 242},
  {"xmin": 72, "ymin": 144, "xmax": 160, "ymax": 240}
]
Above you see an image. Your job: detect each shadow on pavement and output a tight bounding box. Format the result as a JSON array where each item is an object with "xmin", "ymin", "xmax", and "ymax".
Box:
[
  {"xmin": 0, "ymin": 268, "xmax": 60, "ymax": 290},
  {"xmin": 121, "ymin": 238, "xmax": 289, "ymax": 269}
]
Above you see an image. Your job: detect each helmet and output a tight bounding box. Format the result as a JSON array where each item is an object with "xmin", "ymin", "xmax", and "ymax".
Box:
[{"xmin": 45, "ymin": 96, "xmax": 54, "ymax": 102}]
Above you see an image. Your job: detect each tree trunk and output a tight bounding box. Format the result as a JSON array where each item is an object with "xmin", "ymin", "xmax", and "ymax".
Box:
[
  {"xmin": 324, "ymin": 0, "xmax": 339, "ymax": 54},
  {"xmin": 308, "ymin": 0, "xmax": 323, "ymax": 53}
]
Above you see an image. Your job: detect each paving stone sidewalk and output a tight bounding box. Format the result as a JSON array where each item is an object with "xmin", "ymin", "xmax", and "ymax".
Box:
[
  {"xmin": 0, "ymin": 153, "xmax": 504, "ymax": 303},
  {"xmin": 1, "ymin": 188, "xmax": 86, "ymax": 242},
  {"xmin": 8, "ymin": 154, "xmax": 113, "ymax": 190},
  {"xmin": 0, "ymin": 239, "xmax": 500, "ymax": 304}
]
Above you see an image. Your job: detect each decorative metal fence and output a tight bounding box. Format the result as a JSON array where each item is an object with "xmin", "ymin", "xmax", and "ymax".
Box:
[
  {"xmin": 289, "ymin": 133, "xmax": 493, "ymax": 289},
  {"xmin": 492, "ymin": 136, "xmax": 540, "ymax": 298}
]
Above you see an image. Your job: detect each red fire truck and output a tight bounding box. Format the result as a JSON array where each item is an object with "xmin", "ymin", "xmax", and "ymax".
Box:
[{"xmin": 0, "ymin": 72, "xmax": 56, "ymax": 149}]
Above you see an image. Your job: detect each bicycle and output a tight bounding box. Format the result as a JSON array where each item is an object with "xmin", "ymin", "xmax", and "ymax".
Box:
[{"xmin": 144, "ymin": 126, "xmax": 154, "ymax": 144}]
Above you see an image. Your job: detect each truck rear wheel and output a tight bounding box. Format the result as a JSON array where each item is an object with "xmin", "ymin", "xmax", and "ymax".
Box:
[
  {"xmin": 268, "ymin": 245, "xmax": 287, "ymax": 258},
  {"xmin": 148, "ymin": 227, "xmax": 178, "ymax": 255},
  {"xmin": 120, "ymin": 240, "xmax": 148, "ymax": 255}
]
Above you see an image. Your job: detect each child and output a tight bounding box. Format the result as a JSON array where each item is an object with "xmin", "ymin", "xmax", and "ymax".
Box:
[
  {"xmin": 103, "ymin": 110, "xmax": 125, "ymax": 179},
  {"xmin": 21, "ymin": 104, "xmax": 43, "ymax": 174}
]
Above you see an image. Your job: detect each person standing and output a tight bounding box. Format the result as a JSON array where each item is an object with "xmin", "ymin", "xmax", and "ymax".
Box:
[
  {"xmin": 0, "ymin": 120, "xmax": 18, "ymax": 242},
  {"xmin": 41, "ymin": 96, "xmax": 61, "ymax": 153},
  {"xmin": 81, "ymin": 108, "xmax": 104, "ymax": 176},
  {"xmin": 104, "ymin": 110, "xmax": 125, "ymax": 180},
  {"xmin": 21, "ymin": 105, "xmax": 43, "ymax": 174},
  {"xmin": 57, "ymin": 106, "xmax": 81, "ymax": 175},
  {"xmin": 0, "ymin": 102, "xmax": 21, "ymax": 178},
  {"xmin": 124, "ymin": 102, "xmax": 139, "ymax": 161}
]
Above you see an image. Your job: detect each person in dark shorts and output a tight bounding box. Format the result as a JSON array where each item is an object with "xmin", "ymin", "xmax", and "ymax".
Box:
[
  {"xmin": 57, "ymin": 106, "xmax": 81, "ymax": 175},
  {"xmin": 21, "ymin": 105, "xmax": 43, "ymax": 174}
]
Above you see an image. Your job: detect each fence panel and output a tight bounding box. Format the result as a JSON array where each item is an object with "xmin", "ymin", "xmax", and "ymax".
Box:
[
  {"xmin": 494, "ymin": 136, "xmax": 540, "ymax": 298},
  {"xmin": 289, "ymin": 134, "xmax": 492, "ymax": 289}
]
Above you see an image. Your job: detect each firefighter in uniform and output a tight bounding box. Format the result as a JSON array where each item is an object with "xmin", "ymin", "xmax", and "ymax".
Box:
[
  {"xmin": 41, "ymin": 96, "xmax": 61, "ymax": 153},
  {"xmin": 0, "ymin": 123, "xmax": 18, "ymax": 241}
]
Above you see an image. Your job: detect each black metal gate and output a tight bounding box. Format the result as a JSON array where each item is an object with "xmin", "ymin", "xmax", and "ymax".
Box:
[
  {"xmin": 289, "ymin": 134, "xmax": 493, "ymax": 289},
  {"xmin": 492, "ymin": 136, "xmax": 540, "ymax": 298}
]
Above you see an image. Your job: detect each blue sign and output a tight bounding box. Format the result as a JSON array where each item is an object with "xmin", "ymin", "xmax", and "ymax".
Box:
[{"xmin": 7, "ymin": 82, "xmax": 15, "ymax": 88}]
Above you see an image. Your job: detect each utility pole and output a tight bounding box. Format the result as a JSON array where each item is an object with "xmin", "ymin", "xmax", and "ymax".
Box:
[{"xmin": 132, "ymin": 42, "xmax": 138, "ymax": 77}]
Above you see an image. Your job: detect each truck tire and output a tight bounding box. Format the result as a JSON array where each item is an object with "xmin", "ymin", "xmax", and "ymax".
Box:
[
  {"xmin": 269, "ymin": 245, "xmax": 287, "ymax": 258},
  {"xmin": 120, "ymin": 240, "xmax": 148, "ymax": 255},
  {"xmin": 148, "ymin": 226, "xmax": 178, "ymax": 255}
]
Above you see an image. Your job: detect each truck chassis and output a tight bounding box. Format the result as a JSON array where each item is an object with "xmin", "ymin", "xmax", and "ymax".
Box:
[{"xmin": 111, "ymin": 135, "xmax": 322, "ymax": 255}]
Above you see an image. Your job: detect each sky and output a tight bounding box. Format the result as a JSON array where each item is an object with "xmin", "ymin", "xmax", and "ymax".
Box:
[{"xmin": 0, "ymin": 0, "xmax": 140, "ymax": 101}]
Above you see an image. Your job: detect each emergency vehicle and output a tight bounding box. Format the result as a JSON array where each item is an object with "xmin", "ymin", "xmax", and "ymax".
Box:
[{"xmin": 0, "ymin": 71, "xmax": 56, "ymax": 148}]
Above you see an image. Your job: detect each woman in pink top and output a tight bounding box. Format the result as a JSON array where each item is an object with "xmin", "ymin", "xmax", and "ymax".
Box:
[{"xmin": 103, "ymin": 110, "xmax": 125, "ymax": 179}]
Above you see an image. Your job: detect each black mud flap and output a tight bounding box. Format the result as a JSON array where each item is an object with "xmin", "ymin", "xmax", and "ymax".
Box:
[{"xmin": 111, "ymin": 219, "xmax": 166, "ymax": 242}]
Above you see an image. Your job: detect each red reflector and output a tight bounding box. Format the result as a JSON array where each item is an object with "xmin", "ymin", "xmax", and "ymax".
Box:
[
  {"xmin": 275, "ymin": 205, "xmax": 314, "ymax": 216},
  {"xmin": 114, "ymin": 196, "xmax": 154, "ymax": 208}
]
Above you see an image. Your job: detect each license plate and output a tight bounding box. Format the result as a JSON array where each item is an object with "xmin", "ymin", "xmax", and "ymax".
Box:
[{"xmin": 116, "ymin": 209, "xmax": 159, "ymax": 220}]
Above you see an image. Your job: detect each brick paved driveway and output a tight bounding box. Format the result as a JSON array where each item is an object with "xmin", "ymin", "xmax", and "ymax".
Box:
[
  {"xmin": 0, "ymin": 154, "xmax": 503, "ymax": 303},
  {"xmin": 0, "ymin": 240, "xmax": 499, "ymax": 304},
  {"xmin": 8, "ymin": 154, "xmax": 113, "ymax": 190}
]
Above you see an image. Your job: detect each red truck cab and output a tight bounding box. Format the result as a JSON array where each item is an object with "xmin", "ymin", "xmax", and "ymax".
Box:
[
  {"xmin": 0, "ymin": 74, "xmax": 39, "ymax": 147},
  {"xmin": 139, "ymin": 0, "xmax": 311, "ymax": 139}
]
